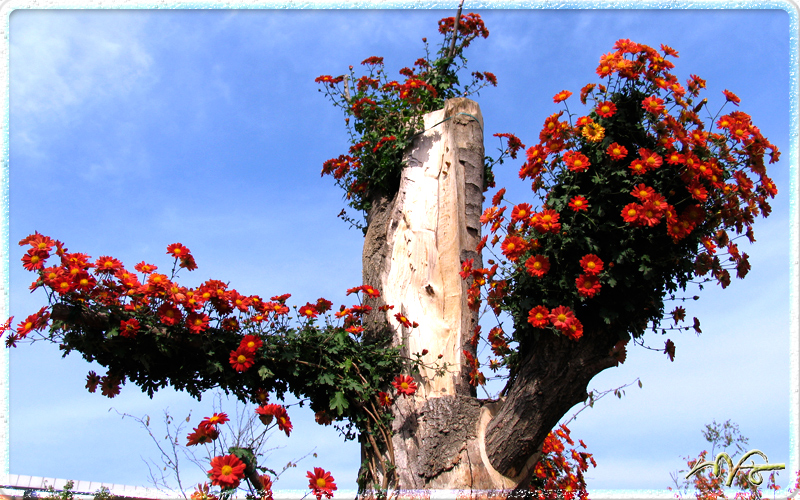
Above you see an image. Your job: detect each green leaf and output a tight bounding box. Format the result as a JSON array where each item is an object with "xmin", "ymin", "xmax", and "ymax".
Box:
[
  {"xmin": 318, "ymin": 372, "xmax": 335, "ymax": 386},
  {"xmin": 258, "ymin": 366, "xmax": 274, "ymax": 380},
  {"xmin": 330, "ymin": 391, "xmax": 349, "ymax": 415}
]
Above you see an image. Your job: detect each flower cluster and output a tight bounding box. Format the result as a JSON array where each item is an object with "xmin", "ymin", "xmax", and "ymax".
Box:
[
  {"xmin": 464, "ymin": 39, "xmax": 777, "ymax": 383},
  {"xmin": 317, "ymin": 13, "xmax": 497, "ymax": 216},
  {"xmin": 529, "ymin": 424, "xmax": 596, "ymax": 499}
]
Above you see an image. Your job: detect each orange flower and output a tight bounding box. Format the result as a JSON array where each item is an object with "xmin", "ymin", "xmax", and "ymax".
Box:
[
  {"xmin": 606, "ymin": 142, "xmax": 628, "ymax": 161},
  {"xmin": 166, "ymin": 243, "xmax": 190, "ymax": 258},
  {"xmin": 501, "ymin": 235, "xmax": 528, "ymax": 262},
  {"xmin": 208, "ymin": 454, "xmax": 246, "ymax": 490},
  {"xmin": 511, "ymin": 203, "xmax": 533, "ymax": 224},
  {"xmin": 307, "ymin": 467, "xmax": 337, "ymax": 500},
  {"xmin": 256, "ymin": 404, "xmax": 292, "ymax": 436},
  {"xmin": 595, "ymin": 100, "xmax": 617, "ymax": 118},
  {"xmin": 527, "ymin": 306, "xmax": 550, "ymax": 328},
  {"xmin": 22, "ymin": 249, "xmax": 48, "ymax": 271},
  {"xmin": 552, "ymin": 90, "xmax": 572, "ymax": 103},
  {"xmin": 239, "ymin": 335, "xmax": 263, "ymax": 353},
  {"xmin": 568, "ymin": 196, "xmax": 589, "ymax": 212},
  {"xmin": 392, "ymin": 375, "xmax": 417, "ymax": 396},
  {"xmin": 94, "ymin": 256, "xmax": 123, "ymax": 274},
  {"xmin": 563, "ymin": 151, "xmax": 590, "ymax": 172},
  {"xmin": 642, "ymin": 95, "xmax": 665, "ymax": 114},
  {"xmin": 525, "ymin": 255, "xmax": 550, "ymax": 278},
  {"xmin": 157, "ymin": 303, "xmax": 182, "ymax": 326},
  {"xmin": 134, "ymin": 262, "xmax": 157, "ymax": 274},
  {"xmin": 186, "ymin": 312, "xmax": 210, "ymax": 334},
  {"xmin": 581, "ymin": 123, "xmax": 605, "ymax": 143},
  {"xmin": 549, "ymin": 306, "xmax": 576, "ymax": 331}
]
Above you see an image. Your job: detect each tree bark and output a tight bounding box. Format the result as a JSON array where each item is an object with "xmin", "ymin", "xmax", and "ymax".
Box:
[{"xmin": 359, "ymin": 98, "xmax": 622, "ymax": 497}]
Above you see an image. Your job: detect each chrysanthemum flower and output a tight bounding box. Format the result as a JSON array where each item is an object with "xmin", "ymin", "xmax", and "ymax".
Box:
[
  {"xmin": 579, "ymin": 254, "xmax": 604, "ymax": 275},
  {"xmin": 298, "ymin": 303, "xmax": 318, "ymax": 319},
  {"xmin": 568, "ymin": 196, "xmax": 589, "ymax": 212},
  {"xmin": 120, "ymin": 318, "xmax": 140, "ymax": 338},
  {"xmin": 722, "ymin": 89, "xmax": 741, "ymax": 106},
  {"xmin": 22, "ymin": 249, "xmax": 48, "ymax": 271},
  {"xmin": 525, "ymin": 255, "xmax": 550, "ymax": 278},
  {"xmin": 501, "ymin": 236, "xmax": 528, "ymax": 262},
  {"xmin": 549, "ymin": 306, "xmax": 576, "ymax": 330},
  {"xmin": 85, "ymin": 371, "xmax": 101, "ymax": 393},
  {"xmin": 166, "ymin": 243, "xmax": 190, "ymax": 259},
  {"xmin": 606, "ymin": 142, "xmax": 628, "ymax": 161},
  {"xmin": 581, "ymin": 123, "xmax": 605, "ymax": 143},
  {"xmin": 563, "ymin": 151, "xmax": 591, "ymax": 172},
  {"xmin": 229, "ymin": 347, "xmax": 255, "ymax": 372},
  {"xmin": 527, "ymin": 306, "xmax": 550, "ymax": 328},
  {"xmin": 392, "ymin": 375, "xmax": 417, "ymax": 396},
  {"xmin": 134, "ymin": 262, "xmax": 157, "ymax": 274},
  {"xmin": 240, "ymin": 335, "xmax": 263, "ymax": 353},
  {"xmin": 157, "ymin": 303, "xmax": 182, "ymax": 326},
  {"xmin": 186, "ymin": 312, "xmax": 210, "ymax": 334},
  {"xmin": 511, "ymin": 203, "xmax": 533, "ymax": 224},
  {"xmin": 631, "ymin": 184, "xmax": 656, "ymax": 201},
  {"xmin": 642, "ymin": 95, "xmax": 665, "ymax": 114},
  {"xmin": 95, "ymin": 256, "xmax": 123, "ymax": 274},
  {"xmin": 595, "ymin": 101, "xmax": 617, "ymax": 118},
  {"xmin": 186, "ymin": 425, "xmax": 219, "ymax": 446},
  {"xmin": 256, "ymin": 404, "xmax": 292, "ymax": 436},
  {"xmin": 307, "ymin": 468, "xmax": 337, "ymax": 500},
  {"xmin": 575, "ymin": 274, "xmax": 601, "ymax": 298},
  {"xmin": 208, "ymin": 454, "xmax": 246, "ymax": 490},
  {"xmin": 552, "ymin": 90, "xmax": 572, "ymax": 103},
  {"xmin": 378, "ymin": 391, "xmax": 394, "ymax": 406},
  {"xmin": 200, "ymin": 412, "xmax": 230, "ymax": 430}
]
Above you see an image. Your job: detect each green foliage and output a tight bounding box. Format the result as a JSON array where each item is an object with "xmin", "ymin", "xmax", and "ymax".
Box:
[{"xmin": 317, "ymin": 13, "xmax": 496, "ymax": 218}]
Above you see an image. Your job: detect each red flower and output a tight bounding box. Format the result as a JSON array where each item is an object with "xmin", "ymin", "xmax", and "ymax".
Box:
[
  {"xmin": 563, "ymin": 151, "xmax": 590, "ymax": 172},
  {"xmin": 631, "ymin": 184, "xmax": 656, "ymax": 202},
  {"xmin": 501, "ymin": 235, "xmax": 528, "ymax": 262},
  {"xmin": 628, "ymin": 159, "xmax": 647, "ymax": 175},
  {"xmin": 166, "ymin": 243, "xmax": 190, "ymax": 258},
  {"xmin": 527, "ymin": 306, "xmax": 550, "ymax": 328},
  {"xmin": 642, "ymin": 95, "xmax": 665, "ymax": 114},
  {"xmin": 22, "ymin": 249, "xmax": 48, "ymax": 271},
  {"xmin": 722, "ymin": 89, "xmax": 740, "ymax": 106},
  {"xmin": 595, "ymin": 101, "xmax": 617, "ymax": 118},
  {"xmin": 94, "ymin": 256, "xmax": 123, "ymax": 274},
  {"xmin": 200, "ymin": 412, "xmax": 230, "ymax": 430},
  {"xmin": 579, "ymin": 254, "xmax": 604, "ymax": 275},
  {"xmin": 525, "ymin": 255, "xmax": 550, "ymax": 278},
  {"xmin": 553, "ymin": 90, "xmax": 572, "ymax": 103},
  {"xmin": 361, "ymin": 55, "xmax": 384, "ymax": 66},
  {"xmin": 394, "ymin": 313, "xmax": 414, "ymax": 328},
  {"xmin": 134, "ymin": 262, "xmax": 157, "ymax": 274},
  {"xmin": 532, "ymin": 209, "xmax": 561, "ymax": 233},
  {"xmin": 307, "ymin": 467, "xmax": 337, "ymax": 500},
  {"xmin": 186, "ymin": 312, "xmax": 210, "ymax": 334},
  {"xmin": 575, "ymin": 274, "xmax": 601, "ymax": 298},
  {"xmin": 549, "ymin": 306, "xmax": 576, "ymax": 330},
  {"xmin": 120, "ymin": 318, "xmax": 140, "ymax": 338},
  {"xmin": 157, "ymin": 303, "xmax": 182, "ymax": 326},
  {"xmin": 621, "ymin": 203, "xmax": 641, "ymax": 224},
  {"xmin": 392, "ymin": 375, "xmax": 417, "ymax": 396},
  {"xmin": 378, "ymin": 391, "xmax": 394, "ymax": 406},
  {"xmin": 511, "ymin": 203, "xmax": 533, "ymax": 224},
  {"xmin": 606, "ymin": 142, "xmax": 628, "ymax": 161},
  {"xmin": 208, "ymin": 454, "xmax": 247, "ymax": 490},
  {"xmin": 256, "ymin": 404, "xmax": 292, "ymax": 436},
  {"xmin": 568, "ymin": 196, "xmax": 589, "ymax": 212},
  {"xmin": 229, "ymin": 347, "xmax": 255, "ymax": 372},
  {"xmin": 187, "ymin": 425, "xmax": 219, "ymax": 446},
  {"xmin": 239, "ymin": 335, "xmax": 263, "ymax": 353},
  {"xmin": 298, "ymin": 303, "xmax": 318, "ymax": 319},
  {"xmin": 85, "ymin": 371, "xmax": 100, "ymax": 393}
]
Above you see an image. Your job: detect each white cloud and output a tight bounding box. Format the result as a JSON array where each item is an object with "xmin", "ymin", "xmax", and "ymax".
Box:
[{"xmin": 10, "ymin": 11, "xmax": 157, "ymax": 157}]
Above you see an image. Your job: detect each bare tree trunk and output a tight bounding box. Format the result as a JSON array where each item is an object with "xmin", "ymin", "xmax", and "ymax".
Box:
[{"xmin": 359, "ymin": 98, "xmax": 621, "ymax": 497}]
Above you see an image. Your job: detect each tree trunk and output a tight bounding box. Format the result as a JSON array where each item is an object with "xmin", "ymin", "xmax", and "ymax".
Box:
[{"xmin": 360, "ymin": 98, "xmax": 621, "ymax": 497}]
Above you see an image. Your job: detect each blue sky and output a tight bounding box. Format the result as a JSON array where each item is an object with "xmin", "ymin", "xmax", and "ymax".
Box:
[{"xmin": 5, "ymin": 4, "xmax": 796, "ymax": 496}]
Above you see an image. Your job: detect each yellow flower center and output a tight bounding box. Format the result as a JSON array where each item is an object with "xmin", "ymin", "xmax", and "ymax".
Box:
[
  {"xmin": 533, "ymin": 262, "xmax": 542, "ymax": 270},
  {"xmin": 401, "ymin": 382, "xmax": 409, "ymax": 390},
  {"xmin": 221, "ymin": 465, "xmax": 232, "ymax": 476},
  {"xmin": 237, "ymin": 355, "xmax": 247, "ymax": 363},
  {"xmin": 557, "ymin": 313, "xmax": 567, "ymax": 322},
  {"xmin": 104, "ymin": 261, "xmax": 114, "ymax": 268},
  {"xmin": 574, "ymin": 159, "xmax": 583, "ymax": 167},
  {"xmin": 317, "ymin": 478, "xmax": 327, "ymax": 488},
  {"xmin": 247, "ymin": 341, "xmax": 256, "ymax": 349},
  {"xmin": 24, "ymin": 321, "xmax": 33, "ymax": 330},
  {"xmin": 574, "ymin": 200, "xmax": 583, "ymax": 207},
  {"xmin": 587, "ymin": 262, "xmax": 595, "ymax": 269},
  {"xmin": 507, "ymin": 243, "xmax": 515, "ymax": 251},
  {"xmin": 627, "ymin": 209, "xmax": 637, "ymax": 217}
]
